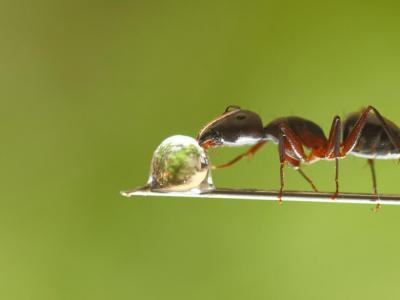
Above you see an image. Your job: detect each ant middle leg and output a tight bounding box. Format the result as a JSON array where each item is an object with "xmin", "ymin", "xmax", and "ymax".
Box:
[
  {"xmin": 277, "ymin": 123, "xmax": 318, "ymax": 202},
  {"xmin": 296, "ymin": 167, "xmax": 318, "ymax": 192},
  {"xmin": 324, "ymin": 116, "xmax": 342, "ymax": 199},
  {"xmin": 285, "ymin": 156, "xmax": 318, "ymax": 192},
  {"xmin": 278, "ymin": 132, "xmax": 286, "ymax": 203},
  {"xmin": 277, "ymin": 148, "xmax": 318, "ymax": 202}
]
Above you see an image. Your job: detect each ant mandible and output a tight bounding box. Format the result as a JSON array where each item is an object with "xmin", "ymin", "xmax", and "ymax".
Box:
[{"xmin": 196, "ymin": 105, "xmax": 400, "ymax": 210}]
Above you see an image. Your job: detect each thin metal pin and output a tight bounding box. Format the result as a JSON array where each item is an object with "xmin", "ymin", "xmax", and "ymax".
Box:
[{"xmin": 121, "ymin": 187, "xmax": 400, "ymax": 206}]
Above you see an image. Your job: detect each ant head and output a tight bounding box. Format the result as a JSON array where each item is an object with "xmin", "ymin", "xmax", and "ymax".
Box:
[{"xmin": 197, "ymin": 105, "xmax": 264, "ymax": 149}]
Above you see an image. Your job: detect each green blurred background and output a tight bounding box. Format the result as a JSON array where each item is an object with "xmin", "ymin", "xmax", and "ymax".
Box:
[{"xmin": 2, "ymin": 1, "xmax": 400, "ymax": 299}]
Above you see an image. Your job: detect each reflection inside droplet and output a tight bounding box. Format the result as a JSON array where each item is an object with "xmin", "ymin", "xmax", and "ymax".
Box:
[{"xmin": 146, "ymin": 135, "xmax": 214, "ymax": 193}]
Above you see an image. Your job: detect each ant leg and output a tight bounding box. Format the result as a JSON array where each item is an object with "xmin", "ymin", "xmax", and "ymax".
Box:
[
  {"xmin": 340, "ymin": 106, "xmax": 397, "ymax": 206},
  {"xmin": 278, "ymin": 123, "xmax": 307, "ymax": 160},
  {"xmin": 297, "ymin": 168, "xmax": 318, "ymax": 192},
  {"xmin": 278, "ymin": 123, "xmax": 320, "ymax": 192},
  {"xmin": 212, "ymin": 141, "xmax": 267, "ymax": 170},
  {"xmin": 325, "ymin": 116, "xmax": 342, "ymax": 199},
  {"xmin": 368, "ymin": 159, "xmax": 378, "ymax": 194},
  {"xmin": 278, "ymin": 132, "xmax": 286, "ymax": 203},
  {"xmin": 368, "ymin": 159, "xmax": 381, "ymax": 212},
  {"xmin": 341, "ymin": 106, "xmax": 399, "ymax": 155},
  {"xmin": 285, "ymin": 156, "xmax": 318, "ymax": 192}
]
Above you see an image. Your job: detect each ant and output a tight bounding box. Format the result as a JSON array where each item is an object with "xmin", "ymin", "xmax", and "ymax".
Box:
[{"xmin": 196, "ymin": 105, "xmax": 400, "ymax": 211}]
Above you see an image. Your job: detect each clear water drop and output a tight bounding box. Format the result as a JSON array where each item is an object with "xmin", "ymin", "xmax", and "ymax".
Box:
[{"xmin": 146, "ymin": 135, "xmax": 214, "ymax": 193}]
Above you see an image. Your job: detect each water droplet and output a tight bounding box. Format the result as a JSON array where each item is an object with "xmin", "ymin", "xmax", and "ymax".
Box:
[{"xmin": 146, "ymin": 135, "xmax": 214, "ymax": 193}]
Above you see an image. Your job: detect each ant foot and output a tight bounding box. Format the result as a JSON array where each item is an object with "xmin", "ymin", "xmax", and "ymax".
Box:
[
  {"xmin": 246, "ymin": 152, "xmax": 254, "ymax": 160},
  {"xmin": 277, "ymin": 191, "xmax": 283, "ymax": 205},
  {"xmin": 311, "ymin": 186, "xmax": 319, "ymax": 193},
  {"xmin": 372, "ymin": 204, "xmax": 381, "ymax": 213},
  {"xmin": 372, "ymin": 196, "xmax": 381, "ymax": 212},
  {"xmin": 330, "ymin": 192, "xmax": 338, "ymax": 200}
]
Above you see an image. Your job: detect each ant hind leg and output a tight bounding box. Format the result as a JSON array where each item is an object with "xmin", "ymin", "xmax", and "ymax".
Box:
[
  {"xmin": 367, "ymin": 159, "xmax": 381, "ymax": 212},
  {"xmin": 340, "ymin": 106, "xmax": 397, "ymax": 208},
  {"xmin": 324, "ymin": 116, "xmax": 342, "ymax": 199}
]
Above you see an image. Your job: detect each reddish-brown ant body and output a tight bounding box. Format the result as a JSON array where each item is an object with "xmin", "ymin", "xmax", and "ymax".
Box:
[{"xmin": 197, "ymin": 105, "xmax": 400, "ymax": 210}]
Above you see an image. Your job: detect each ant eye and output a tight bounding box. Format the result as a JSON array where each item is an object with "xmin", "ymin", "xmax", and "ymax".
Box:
[
  {"xmin": 224, "ymin": 105, "xmax": 241, "ymax": 113},
  {"xmin": 236, "ymin": 114, "xmax": 246, "ymax": 120}
]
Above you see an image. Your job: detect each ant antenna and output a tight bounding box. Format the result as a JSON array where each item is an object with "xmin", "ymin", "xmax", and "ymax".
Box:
[{"xmin": 224, "ymin": 105, "xmax": 241, "ymax": 113}]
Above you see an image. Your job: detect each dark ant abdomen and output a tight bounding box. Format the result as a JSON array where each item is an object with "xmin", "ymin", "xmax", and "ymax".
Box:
[
  {"xmin": 264, "ymin": 116, "xmax": 327, "ymax": 149},
  {"xmin": 343, "ymin": 112, "xmax": 400, "ymax": 159}
]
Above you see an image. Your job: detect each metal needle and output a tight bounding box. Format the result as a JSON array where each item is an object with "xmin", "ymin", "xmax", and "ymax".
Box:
[{"xmin": 121, "ymin": 187, "xmax": 400, "ymax": 206}]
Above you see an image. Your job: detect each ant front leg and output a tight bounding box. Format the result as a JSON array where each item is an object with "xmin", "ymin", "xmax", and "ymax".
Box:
[{"xmin": 212, "ymin": 141, "xmax": 267, "ymax": 170}]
